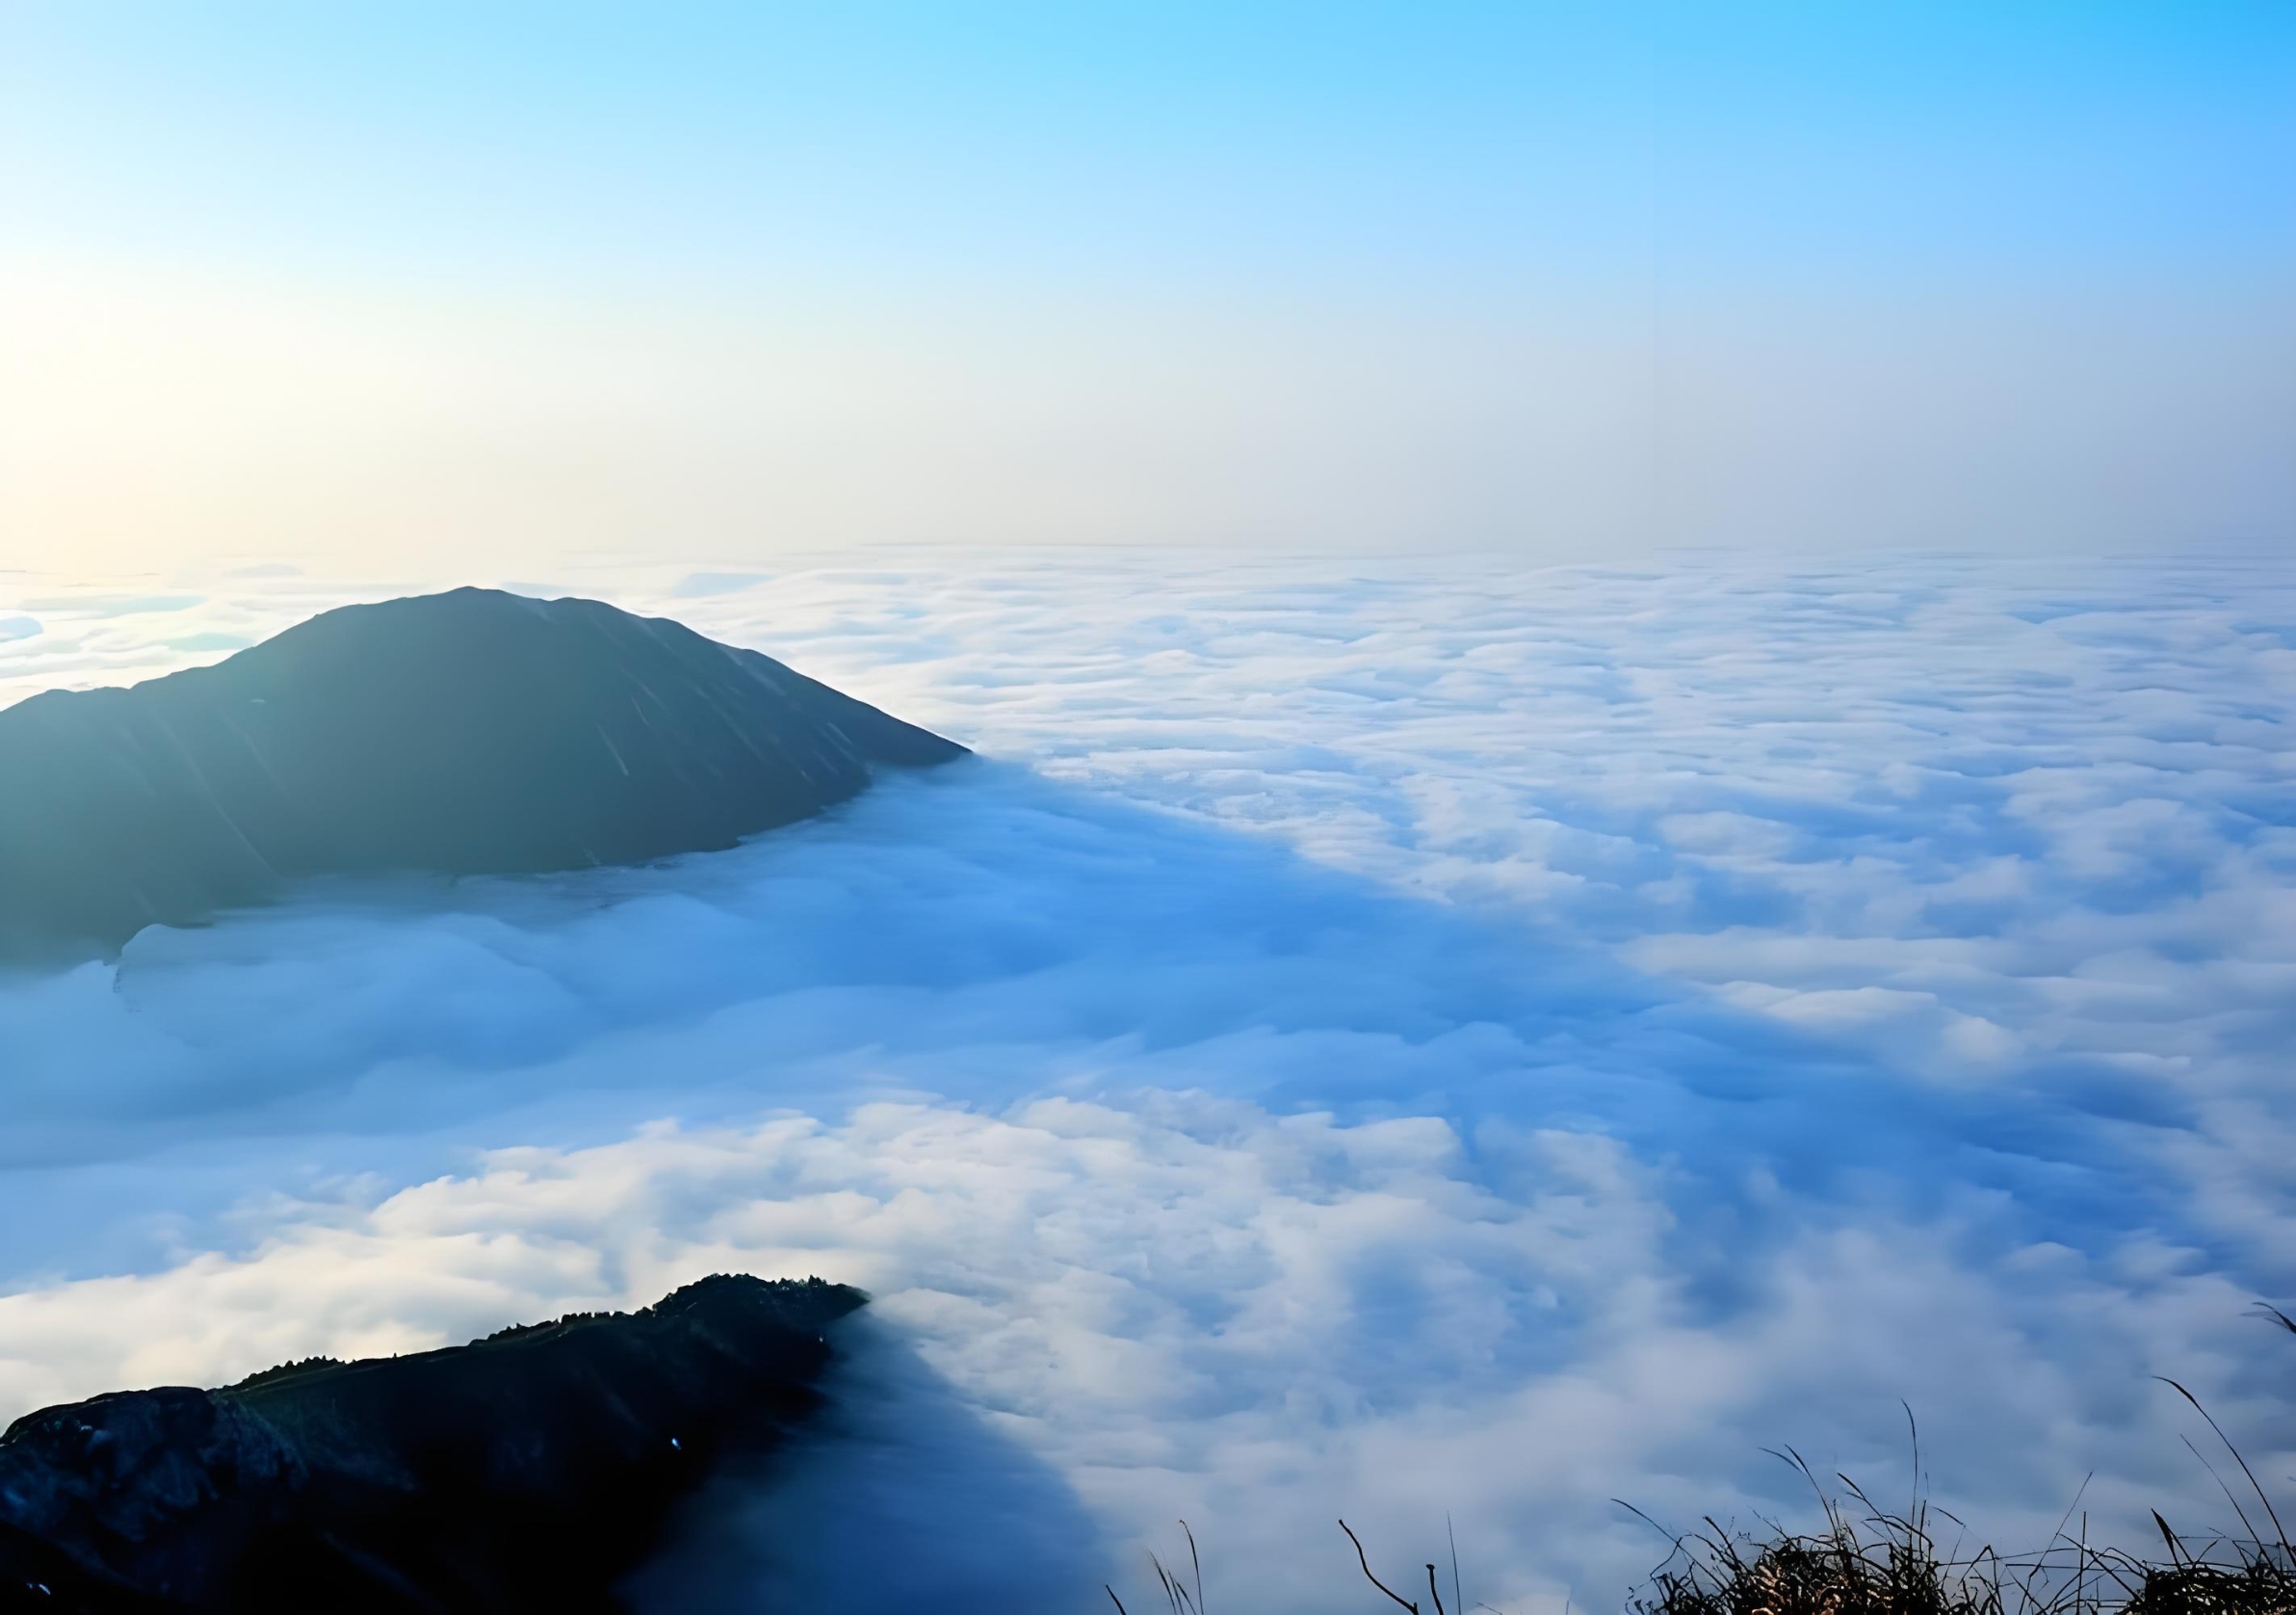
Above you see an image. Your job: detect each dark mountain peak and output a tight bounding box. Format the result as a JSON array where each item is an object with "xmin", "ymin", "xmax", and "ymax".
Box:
[
  {"xmin": 0, "ymin": 589, "xmax": 968, "ymax": 959},
  {"xmin": 0, "ymin": 1275, "xmax": 867, "ymax": 1612}
]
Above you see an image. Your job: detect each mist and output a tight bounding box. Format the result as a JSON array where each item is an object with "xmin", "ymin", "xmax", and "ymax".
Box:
[
  {"xmin": 6, "ymin": 262, "xmax": 2289, "ymax": 574},
  {"xmin": 1, "ymin": 553, "xmax": 2291, "ymax": 1608}
]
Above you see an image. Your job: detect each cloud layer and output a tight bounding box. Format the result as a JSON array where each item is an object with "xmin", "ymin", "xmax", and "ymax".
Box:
[{"xmin": 1, "ymin": 552, "xmax": 2292, "ymax": 1610}]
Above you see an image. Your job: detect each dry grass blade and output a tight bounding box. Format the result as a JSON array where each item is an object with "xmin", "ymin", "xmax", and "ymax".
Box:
[
  {"xmin": 1448, "ymin": 1510, "xmax": 1465, "ymax": 1615},
  {"xmin": 2155, "ymin": 1376, "xmax": 2290, "ymax": 1560},
  {"xmin": 1342, "ymin": 1519, "xmax": 1422, "ymax": 1615}
]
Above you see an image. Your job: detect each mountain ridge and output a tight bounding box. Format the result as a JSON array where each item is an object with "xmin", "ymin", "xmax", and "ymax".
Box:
[
  {"xmin": 0, "ymin": 1274, "xmax": 867, "ymax": 1613},
  {"xmin": 0, "ymin": 587, "xmax": 967, "ymax": 958}
]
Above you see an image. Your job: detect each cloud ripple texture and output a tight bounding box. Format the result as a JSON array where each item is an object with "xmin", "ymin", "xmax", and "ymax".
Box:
[{"xmin": 0, "ymin": 552, "xmax": 2291, "ymax": 1612}]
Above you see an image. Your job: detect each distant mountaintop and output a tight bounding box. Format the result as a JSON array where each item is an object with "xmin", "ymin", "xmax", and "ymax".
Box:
[
  {"xmin": 0, "ymin": 1274, "xmax": 867, "ymax": 1612},
  {"xmin": 0, "ymin": 587, "xmax": 968, "ymax": 958}
]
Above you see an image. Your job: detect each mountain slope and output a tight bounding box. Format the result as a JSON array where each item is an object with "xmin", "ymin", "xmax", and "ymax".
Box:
[
  {"xmin": 0, "ymin": 1275, "xmax": 866, "ymax": 1613},
  {"xmin": 0, "ymin": 588, "xmax": 967, "ymax": 957}
]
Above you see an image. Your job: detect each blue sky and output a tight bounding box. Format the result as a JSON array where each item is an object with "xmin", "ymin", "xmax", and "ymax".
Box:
[
  {"xmin": 3, "ymin": 3, "xmax": 2291, "ymax": 565},
  {"xmin": 11, "ymin": 3, "xmax": 2290, "ymax": 285}
]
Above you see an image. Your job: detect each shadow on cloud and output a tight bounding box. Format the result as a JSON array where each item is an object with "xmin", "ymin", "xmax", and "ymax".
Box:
[
  {"xmin": 626, "ymin": 1315, "xmax": 1109, "ymax": 1612},
  {"xmin": 0, "ymin": 756, "xmax": 2284, "ymax": 1611},
  {"xmin": 0, "ymin": 761, "xmax": 2189, "ymax": 1282}
]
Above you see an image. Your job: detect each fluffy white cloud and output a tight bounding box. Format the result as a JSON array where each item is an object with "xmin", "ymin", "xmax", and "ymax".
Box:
[{"xmin": 0, "ymin": 552, "xmax": 2291, "ymax": 1610}]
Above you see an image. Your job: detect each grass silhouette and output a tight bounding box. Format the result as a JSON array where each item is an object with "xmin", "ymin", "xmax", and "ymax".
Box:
[{"xmin": 1109, "ymin": 1308, "xmax": 2295, "ymax": 1615}]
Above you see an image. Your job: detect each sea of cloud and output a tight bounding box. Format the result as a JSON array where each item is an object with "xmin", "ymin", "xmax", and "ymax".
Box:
[{"xmin": 0, "ymin": 550, "xmax": 2292, "ymax": 1611}]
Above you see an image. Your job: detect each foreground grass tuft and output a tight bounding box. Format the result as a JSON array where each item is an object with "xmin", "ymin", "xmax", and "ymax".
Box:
[
  {"xmin": 1112, "ymin": 1308, "xmax": 2296, "ymax": 1614},
  {"xmin": 1621, "ymin": 1451, "xmax": 2293, "ymax": 1615}
]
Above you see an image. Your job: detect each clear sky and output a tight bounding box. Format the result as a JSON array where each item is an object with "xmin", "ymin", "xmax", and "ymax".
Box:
[{"xmin": 3, "ymin": 2, "xmax": 2290, "ymax": 570}]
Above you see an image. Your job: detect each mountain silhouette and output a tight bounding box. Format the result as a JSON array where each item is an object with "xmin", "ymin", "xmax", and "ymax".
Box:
[
  {"xmin": 0, "ymin": 588, "xmax": 967, "ymax": 958},
  {"xmin": 0, "ymin": 1275, "xmax": 866, "ymax": 1612}
]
